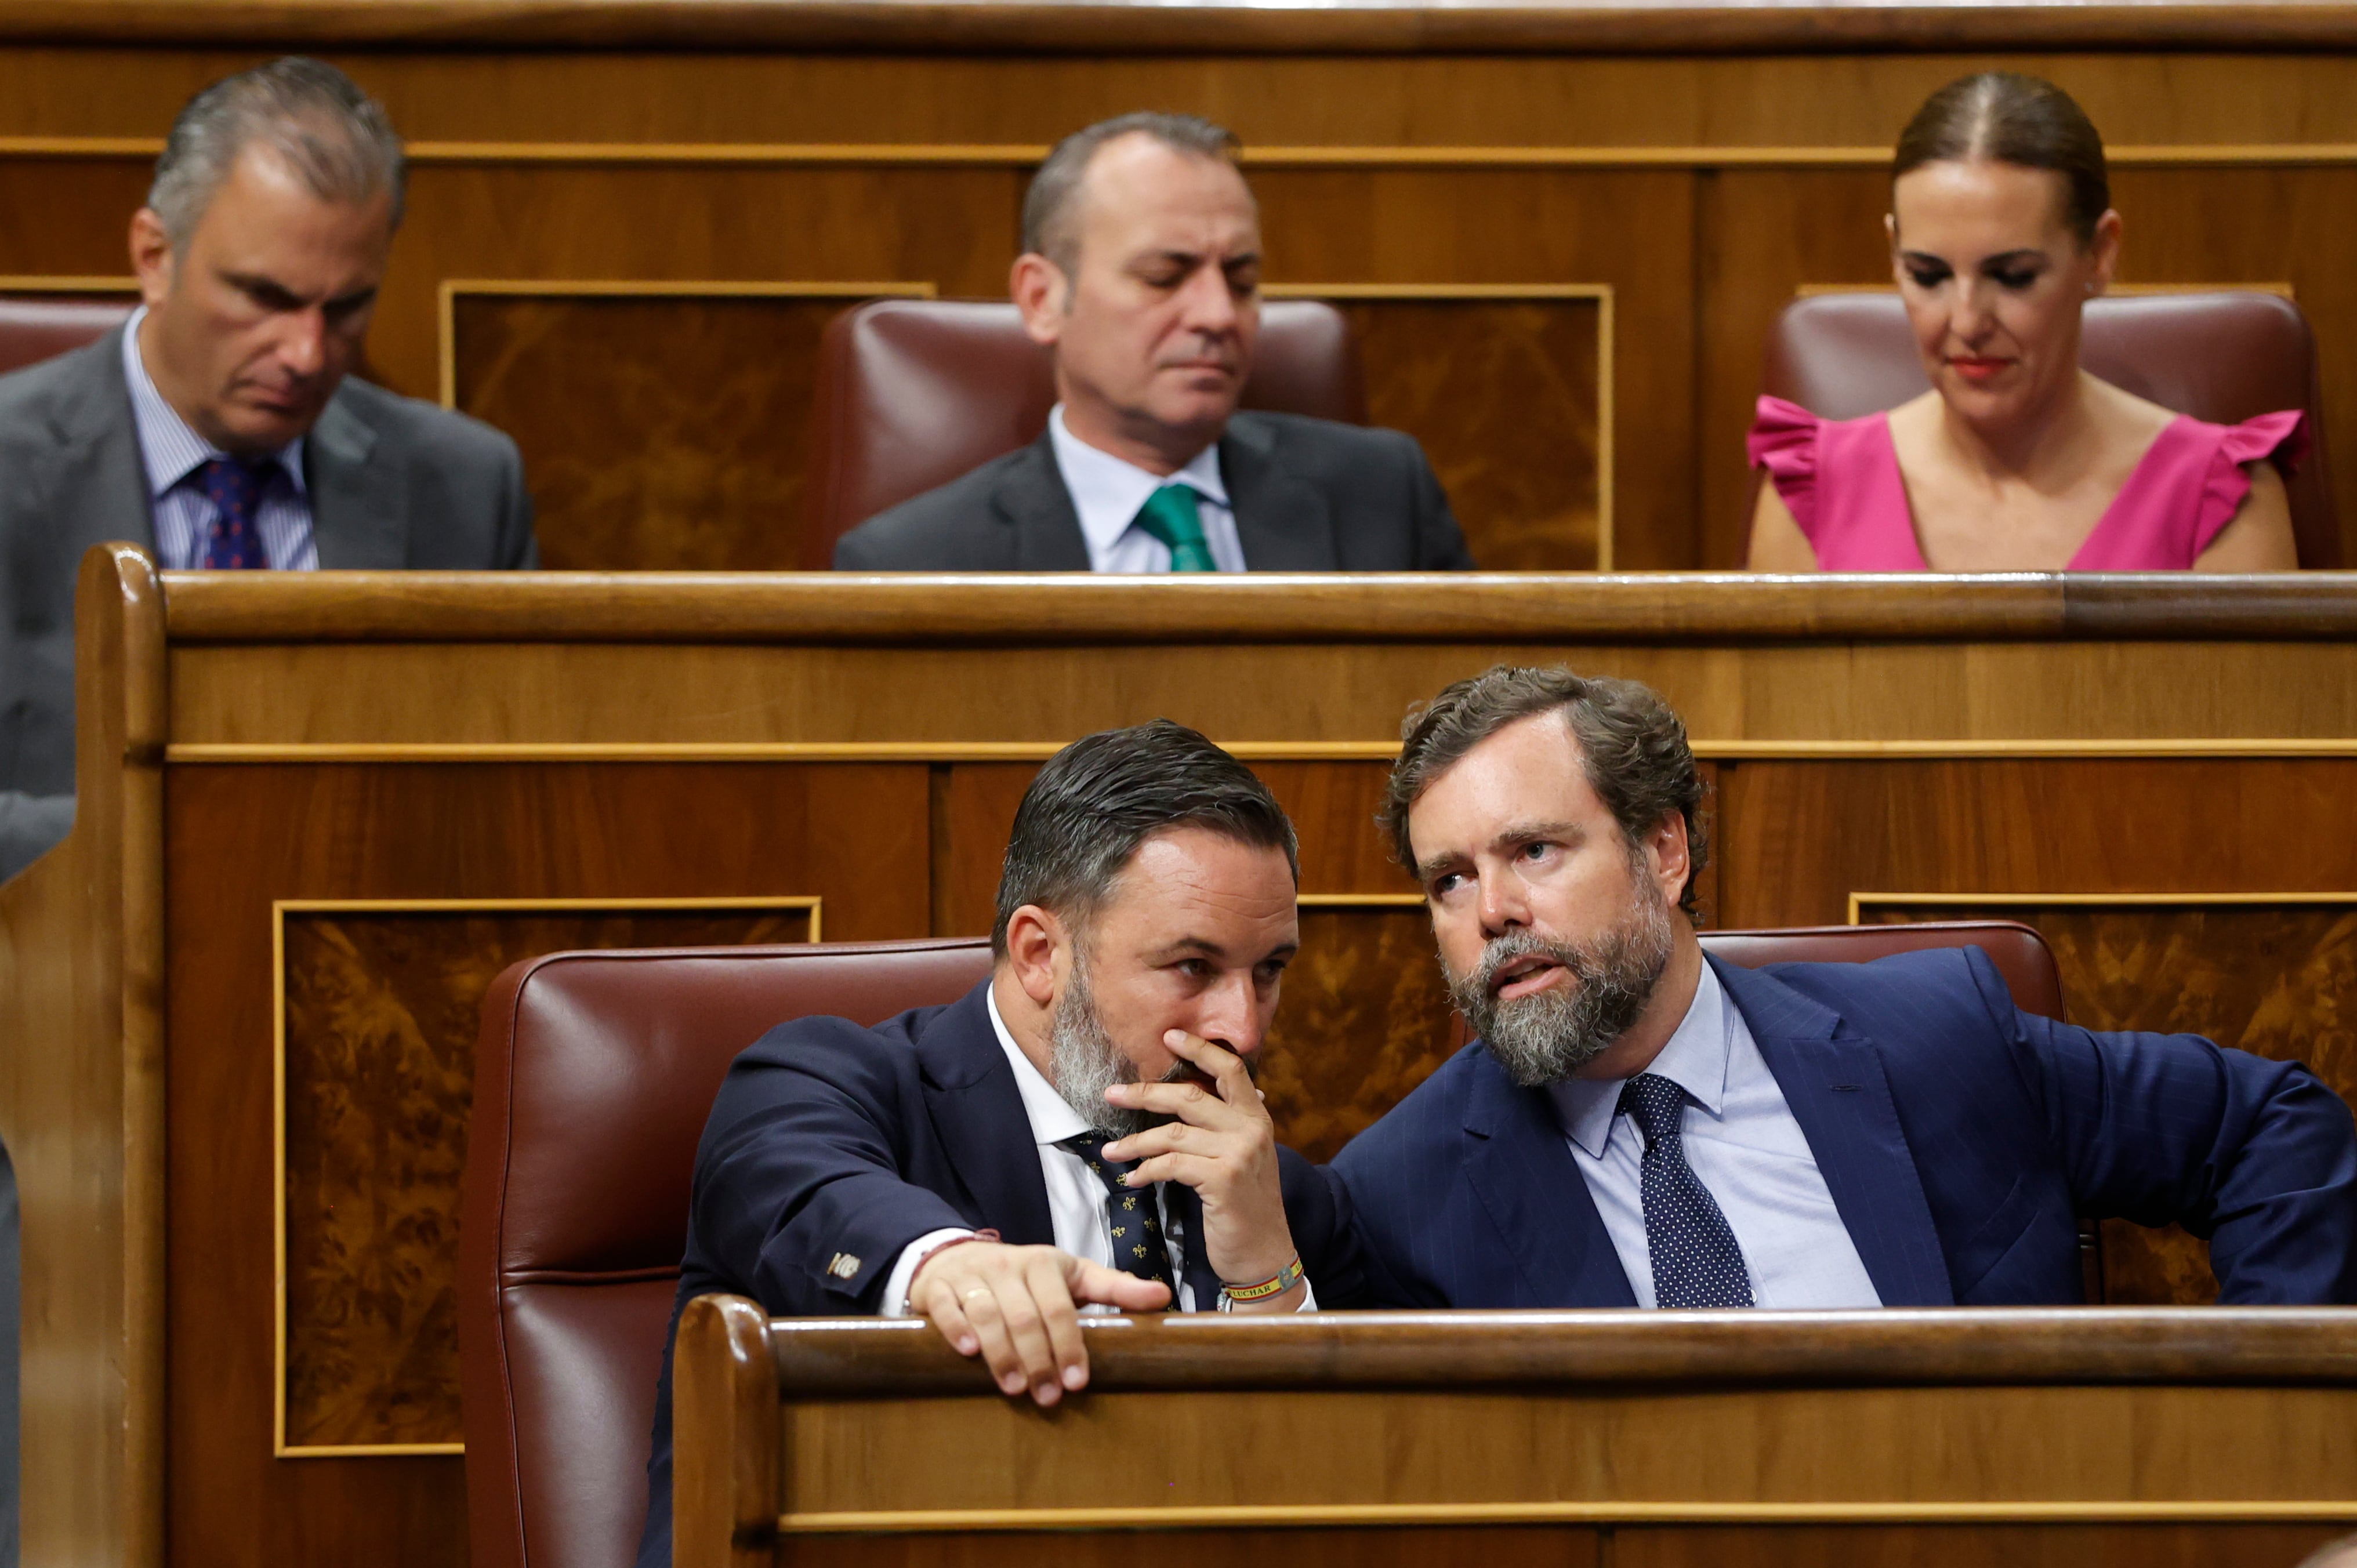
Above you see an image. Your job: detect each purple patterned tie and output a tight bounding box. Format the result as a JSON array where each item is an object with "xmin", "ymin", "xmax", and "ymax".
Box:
[{"xmin": 194, "ymin": 457, "xmax": 277, "ymax": 570}]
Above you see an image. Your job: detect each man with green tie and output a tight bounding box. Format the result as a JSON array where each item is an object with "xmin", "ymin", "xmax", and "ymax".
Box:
[{"xmin": 832, "ymin": 112, "xmax": 1475, "ymax": 573}]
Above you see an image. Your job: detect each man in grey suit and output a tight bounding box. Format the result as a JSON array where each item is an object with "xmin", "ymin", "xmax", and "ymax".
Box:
[
  {"xmin": 833, "ymin": 114, "xmax": 1474, "ymax": 574},
  {"xmin": 0, "ymin": 58, "xmax": 535, "ymax": 1566}
]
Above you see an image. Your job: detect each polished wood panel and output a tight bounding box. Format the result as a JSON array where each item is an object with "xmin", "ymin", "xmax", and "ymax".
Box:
[
  {"xmin": 1325, "ymin": 294, "xmax": 1605, "ymax": 569},
  {"xmin": 448, "ymin": 293, "xmax": 919, "ymax": 570},
  {"xmin": 778, "ymin": 1527, "xmax": 1597, "ymax": 1568},
  {"xmin": 165, "ymin": 761, "xmax": 924, "ymax": 1563},
  {"xmin": 1263, "ymin": 907, "xmax": 1453, "ymax": 1162},
  {"xmin": 280, "ymin": 902, "xmax": 814, "ymax": 1450},
  {"xmin": 1615, "ymin": 1523, "xmax": 2356, "ymax": 1567}
]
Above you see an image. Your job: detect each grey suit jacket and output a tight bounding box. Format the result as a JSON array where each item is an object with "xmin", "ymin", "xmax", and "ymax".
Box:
[
  {"xmin": 832, "ymin": 411, "xmax": 1476, "ymax": 572},
  {"xmin": 0, "ymin": 327, "xmax": 540, "ymax": 880}
]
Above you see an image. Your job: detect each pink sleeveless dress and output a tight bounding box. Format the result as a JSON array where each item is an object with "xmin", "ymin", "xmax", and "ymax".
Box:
[{"xmin": 1746, "ymin": 395, "xmax": 2308, "ymax": 571}]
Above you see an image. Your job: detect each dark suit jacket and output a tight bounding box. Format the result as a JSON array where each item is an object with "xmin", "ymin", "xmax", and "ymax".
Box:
[
  {"xmin": 832, "ymin": 412, "xmax": 1475, "ymax": 571},
  {"xmin": 1332, "ymin": 949, "xmax": 2357, "ymax": 1309},
  {"xmin": 634, "ymin": 979, "xmax": 1368, "ymax": 1567},
  {"xmin": 0, "ymin": 326, "xmax": 539, "ymax": 880}
]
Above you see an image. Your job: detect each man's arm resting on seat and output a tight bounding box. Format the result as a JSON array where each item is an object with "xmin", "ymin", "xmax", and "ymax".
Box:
[{"xmin": 1971, "ymin": 950, "xmax": 2357, "ymax": 1302}]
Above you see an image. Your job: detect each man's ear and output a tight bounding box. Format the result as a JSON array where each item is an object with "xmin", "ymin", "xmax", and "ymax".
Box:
[
  {"xmin": 1002, "ymin": 903, "xmax": 1070, "ymax": 1008},
  {"xmin": 1010, "ymin": 252, "xmax": 1069, "ymax": 347},
  {"xmin": 1644, "ymin": 812, "xmax": 1691, "ymax": 907},
  {"xmin": 130, "ymin": 208, "xmax": 176, "ymax": 310}
]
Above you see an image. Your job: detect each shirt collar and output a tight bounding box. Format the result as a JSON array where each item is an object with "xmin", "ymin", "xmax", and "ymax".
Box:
[
  {"xmin": 1548, "ymin": 956, "xmax": 1733, "ymax": 1158},
  {"xmin": 121, "ymin": 304, "xmax": 308, "ymax": 501},
  {"xmin": 985, "ymin": 981, "xmax": 1093, "ymax": 1146},
  {"xmin": 1047, "ymin": 404, "xmax": 1226, "ymax": 560}
]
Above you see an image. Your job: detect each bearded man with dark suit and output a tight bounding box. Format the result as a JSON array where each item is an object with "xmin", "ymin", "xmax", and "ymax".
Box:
[
  {"xmin": 1333, "ymin": 666, "xmax": 2357, "ymax": 1312},
  {"xmin": 832, "ymin": 112, "xmax": 1473, "ymax": 574}
]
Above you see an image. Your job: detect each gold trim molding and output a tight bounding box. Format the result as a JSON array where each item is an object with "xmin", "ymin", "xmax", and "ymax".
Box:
[
  {"xmin": 167, "ymin": 739, "xmax": 2357, "ymax": 766},
  {"xmin": 1850, "ymin": 890, "xmax": 2357, "ymax": 924},
  {"xmin": 778, "ymin": 1498, "xmax": 2357, "ymax": 1533},
  {"xmin": 19, "ymin": 137, "xmax": 2357, "ymax": 170},
  {"xmin": 270, "ymin": 894, "xmax": 822, "ymax": 1459},
  {"xmin": 436, "ymin": 277, "xmax": 938, "ymax": 409}
]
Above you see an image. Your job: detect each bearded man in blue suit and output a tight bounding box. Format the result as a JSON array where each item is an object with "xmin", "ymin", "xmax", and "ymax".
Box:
[{"xmin": 1332, "ymin": 666, "xmax": 2357, "ymax": 1309}]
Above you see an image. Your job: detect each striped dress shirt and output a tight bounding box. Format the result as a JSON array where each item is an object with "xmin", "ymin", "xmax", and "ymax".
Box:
[{"xmin": 121, "ymin": 306, "xmax": 317, "ymax": 571}]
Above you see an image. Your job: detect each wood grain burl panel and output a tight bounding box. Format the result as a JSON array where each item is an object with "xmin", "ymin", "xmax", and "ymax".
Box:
[
  {"xmin": 449, "ymin": 293, "xmax": 891, "ymax": 571},
  {"xmin": 1859, "ymin": 899, "xmax": 2357, "ymax": 1306},
  {"xmin": 1333, "ymin": 296, "xmax": 1604, "ymax": 571},
  {"xmin": 280, "ymin": 903, "xmax": 814, "ymax": 1450}
]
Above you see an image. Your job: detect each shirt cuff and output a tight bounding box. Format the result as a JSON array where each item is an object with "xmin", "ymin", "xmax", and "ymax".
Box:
[{"xmin": 880, "ymin": 1227, "xmax": 977, "ymax": 1318}]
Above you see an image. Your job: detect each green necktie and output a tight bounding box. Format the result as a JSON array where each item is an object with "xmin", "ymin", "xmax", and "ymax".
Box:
[{"xmin": 1132, "ymin": 484, "xmax": 1218, "ymax": 574}]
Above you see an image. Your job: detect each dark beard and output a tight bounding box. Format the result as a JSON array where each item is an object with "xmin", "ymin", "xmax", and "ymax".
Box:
[
  {"xmin": 1046, "ymin": 953, "xmax": 1251, "ymax": 1137},
  {"xmin": 1445, "ymin": 879, "xmax": 1676, "ymax": 1088}
]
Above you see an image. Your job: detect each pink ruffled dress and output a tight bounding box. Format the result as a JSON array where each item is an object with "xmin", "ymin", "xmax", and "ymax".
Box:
[{"xmin": 1746, "ymin": 395, "xmax": 2308, "ymax": 571}]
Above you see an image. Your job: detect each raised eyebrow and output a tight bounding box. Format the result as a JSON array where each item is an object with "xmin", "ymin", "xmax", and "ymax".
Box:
[{"xmin": 1491, "ymin": 819, "xmax": 1583, "ymax": 854}]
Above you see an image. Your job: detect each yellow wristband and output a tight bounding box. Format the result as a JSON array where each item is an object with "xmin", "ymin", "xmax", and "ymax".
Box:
[{"xmin": 1219, "ymin": 1254, "xmax": 1304, "ymax": 1304}]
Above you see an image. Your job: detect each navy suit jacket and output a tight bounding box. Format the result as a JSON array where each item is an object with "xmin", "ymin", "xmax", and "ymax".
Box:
[
  {"xmin": 1332, "ymin": 948, "xmax": 2357, "ymax": 1311},
  {"xmin": 635, "ymin": 979, "xmax": 1368, "ymax": 1567}
]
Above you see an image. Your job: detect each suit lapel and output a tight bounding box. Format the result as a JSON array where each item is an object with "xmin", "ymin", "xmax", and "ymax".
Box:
[
  {"xmin": 1221, "ymin": 416, "xmax": 1340, "ymax": 571},
  {"xmin": 1462, "ymin": 1053, "xmax": 1639, "ymax": 1308},
  {"xmin": 991, "ymin": 434, "xmax": 1093, "ymax": 571},
  {"xmin": 306, "ymin": 391, "xmax": 410, "ymax": 568},
  {"xmin": 45, "ymin": 328, "xmax": 159, "ymax": 556},
  {"xmin": 916, "ymin": 983, "xmax": 1057, "ymax": 1246},
  {"xmin": 1711, "ymin": 957, "xmax": 1955, "ymax": 1306}
]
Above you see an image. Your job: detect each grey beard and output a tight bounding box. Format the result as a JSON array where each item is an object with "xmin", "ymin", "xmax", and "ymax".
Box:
[
  {"xmin": 1047, "ymin": 958, "xmax": 1154, "ymax": 1138},
  {"xmin": 1446, "ymin": 881, "xmax": 1677, "ymax": 1089}
]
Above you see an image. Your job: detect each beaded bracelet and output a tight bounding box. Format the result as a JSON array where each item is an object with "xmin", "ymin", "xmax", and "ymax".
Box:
[{"xmin": 1219, "ymin": 1253, "xmax": 1305, "ymax": 1304}]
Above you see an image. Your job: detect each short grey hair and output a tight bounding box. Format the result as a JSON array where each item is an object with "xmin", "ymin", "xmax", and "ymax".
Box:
[
  {"xmin": 147, "ymin": 57, "xmax": 405, "ymax": 248},
  {"xmin": 1021, "ymin": 112, "xmax": 1245, "ymax": 277},
  {"xmin": 1380, "ymin": 666, "xmax": 1712, "ymax": 925}
]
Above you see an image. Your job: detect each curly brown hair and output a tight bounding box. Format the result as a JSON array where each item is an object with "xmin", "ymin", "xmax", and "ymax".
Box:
[{"xmin": 1377, "ymin": 665, "xmax": 1710, "ymax": 925}]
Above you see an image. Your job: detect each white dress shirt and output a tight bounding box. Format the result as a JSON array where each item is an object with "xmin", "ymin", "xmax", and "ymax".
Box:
[
  {"xmin": 122, "ymin": 306, "xmax": 317, "ymax": 571},
  {"xmin": 1046, "ymin": 404, "xmax": 1248, "ymax": 574},
  {"xmin": 882, "ymin": 984, "xmax": 1315, "ymax": 1315},
  {"xmin": 1546, "ymin": 960, "xmax": 1883, "ymax": 1309}
]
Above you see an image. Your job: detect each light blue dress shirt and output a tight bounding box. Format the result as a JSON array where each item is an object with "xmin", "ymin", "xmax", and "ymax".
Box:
[
  {"xmin": 1547, "ymin": 959, "xmax": 1883, "ymax": 1308},
  {"xmin": 1046, "ymin": 405, "xmax": 1248, "ymax": 574},
  {"xmin": 121, "ymin": 306, "xmax": 317, "ymax": 571}
]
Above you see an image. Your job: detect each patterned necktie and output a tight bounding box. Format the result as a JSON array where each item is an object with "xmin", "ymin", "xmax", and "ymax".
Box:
[
  {"xmin": 1617, "ymin": 1073, "xmax": 1756, "ymax": 1309},
  {"xmin": 1132, "ymin": 484, "xmax": 1217, "ymax": 573},
  {"xmin": 193, "ymin": 456, "xmax": 278, "ymax": 571},
  {"xmin": 1059, "ymin": 1131, "xmax": 1177, "ymax": 1295}
]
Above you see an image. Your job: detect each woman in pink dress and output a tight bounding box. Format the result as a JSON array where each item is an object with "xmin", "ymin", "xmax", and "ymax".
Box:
[{"xmin": 1746, "ymin": 72, "xmax": 2302, "ymax": 573}]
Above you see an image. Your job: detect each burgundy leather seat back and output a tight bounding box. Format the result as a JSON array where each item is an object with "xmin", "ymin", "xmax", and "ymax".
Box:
[
  {"xmin": 0, "ymin": 295, "xmax": 135, "ymax": 376},
  {"xmin": 458, "ymin": 938, "xmax": 995, "ymax": 1568},
  {"xmin": 1700, "ymin": 920, "xmax": 2062, "ymax": 1020},
  {"xmin": 1763, "ymin": 290, "xmax": 2338, "ymax": 567},
  {"xmin": 802, "ymin": 296, "xmax": 1367, "ymax": 568}
]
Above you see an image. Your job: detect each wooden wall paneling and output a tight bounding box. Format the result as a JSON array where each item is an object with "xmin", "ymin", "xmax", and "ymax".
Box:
[
  {"xmin": 0, "ymin": 547, "xmax": 166, "ymax": 1568},
  {"xmin": 1270, "ymin": 285, "xmax": 1611, "ymax": 569},
  {"xmin": 1612, "ymin": 1523, "xmax": 2357, "ymax": 1568},
  {"xmin": 1253, "ymin": 168, "xmax": 1694, "ymax": 567},
  {"xmin": 275, "ymin": 898, "xmax": 818, "ymax": 1454},
  {"xmin": 444, "ymin": 282, "xmax": 935, "ymax": 570},
  {"xmin": 163, "ymin": 761, "xmax": 927, "ymax": 1567},
  {"xmin": 776, "ymin": 1526, "xmax": 1601, "ymax": 1567},
  {"xmin": 1264, "ymin": 898, "xmax": 1453, "ymax": 1162},
  {"xmin": 1852, "ymin": 894, "xmax": 2357, "ymax": 1305}
]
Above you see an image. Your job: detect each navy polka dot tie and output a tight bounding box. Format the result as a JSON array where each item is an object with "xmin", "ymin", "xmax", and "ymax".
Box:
[
  {"xmin": 194, "ymin": 456, "xmax": 276, "ymax": 570},
  {"xmin": 1618, "ymin": 1073, "xmax": 1756, "ymax": 1309},
  {"xmin": 1060, "ymin": 1131, "xmax": 1176, "ymax": 1295}
]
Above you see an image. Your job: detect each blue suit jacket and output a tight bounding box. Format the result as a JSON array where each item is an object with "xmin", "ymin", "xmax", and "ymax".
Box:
[
  {"xmin": 635, "ymin": 979, "xmax": 1367, "ymax": 1567},
  {"xmin": 1332, "ymin": 949, "xmax": 2357, "ymax": 1310}
]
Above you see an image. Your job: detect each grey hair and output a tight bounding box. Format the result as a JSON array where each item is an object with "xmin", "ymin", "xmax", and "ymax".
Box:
[
  {"xmin": 1379, "ymin": 665, "xmax": 1712, "ymax": 926},
  {"xmin": 1020, "ymin": 112, "xmax": 1245, "ymax": 278},
  {"xmin": 992, "ymin": 718, "xmax": 1298, "ymax": 959},
  {"xmin": 147, "ymin": 57, "xmax": 405, "ymax": 248}
]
